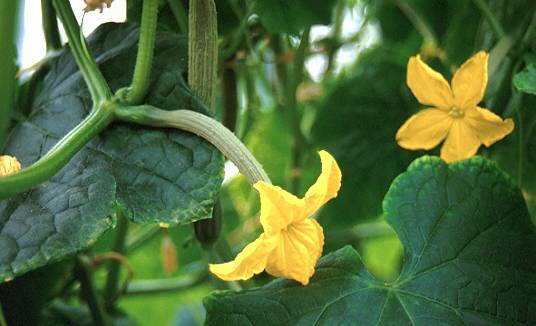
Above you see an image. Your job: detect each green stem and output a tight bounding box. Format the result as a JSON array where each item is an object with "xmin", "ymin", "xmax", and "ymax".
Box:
[
  {"xmin": 288, "ymin": 28, "xmax": 310, "ymax": 192},
  {"xmin": 516, "ymin": 105, "xmax": 524, "ymax": 187},
  {"xmin": 103, "ymin": 208, "xmax": 129, "ymax": 307},
  {"xmin": 53, "ymin": 0, "xmax": 111, "ymax": 102},
  {"xmin": 167, "ymin": 0, "xmax": 188, "ymax": 34},
  {"xmin": 125, "ymin": 272, "xmax": 208, "ymax": 295},
  {"xmin": 395, "ymin": 0, "xmax": 437, "ymax": 43},
  {"xmin": 125, "ymin": 0, "xmax": 159, "ymax": 104},
  {"xmin": 0, "ymin": 303, "xmax": 7, "ymax": 326},
  {"xmin": 75, "ymin": 256, "xmax": 110, "ymax": 326},
  {"xmin": 42, "ymin": 0, "xmax": 62, "ymax": 51},
  {"xmin": 0, "ymin": 0, "xmax": 19, "ymax": 149},
  {"xmin": 125, "ymin": 226, "xmax": 160, "ymax": 253},
  {"xmin": 219, "ymin": 3, "xmax": 254, "ymax": 60},
  {"xmin": 188, "ymin": 0, "xmax": 218, "ymax": 108},
  {"xmin": 472, "ymin": 0, "xmax": 505, "ymax": 38},
  {"xmin": 0, "ymin": 101, "xmax": 116, "ymax": 200},
  {"xmin": 115, "ymin": 105, "xmax": 270, "ymax": 184}
]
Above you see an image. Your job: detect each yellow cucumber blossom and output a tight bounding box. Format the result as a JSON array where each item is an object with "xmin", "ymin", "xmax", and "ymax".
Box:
[
  {"xmin": 0, "ymin": 155, "xmax": 21, "ymax": 176},
  {"xmin": 84, "ymin": 0, "xmax": 113, "ymax": 13},
  {"xmin": 396, "ymin": 51, "xmax": 514, "ymax": 163},
  {"xmin": 209, "ymin": 151, "xmax": 342, "ymax": 285}
]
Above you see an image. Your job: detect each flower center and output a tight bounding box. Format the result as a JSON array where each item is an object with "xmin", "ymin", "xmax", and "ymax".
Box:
[{"xmin": 449, "ymin": 107, "xmax": 464, "ymax": 118}]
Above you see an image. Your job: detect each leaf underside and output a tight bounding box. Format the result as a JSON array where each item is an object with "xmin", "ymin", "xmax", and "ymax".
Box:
[
  {"xmin": 0, "ymin": 23, "xmax": 223, "ymax": 282},
  {"xmin": 204, "ymin": 156, "xmax": 536, "ymax": 325}
]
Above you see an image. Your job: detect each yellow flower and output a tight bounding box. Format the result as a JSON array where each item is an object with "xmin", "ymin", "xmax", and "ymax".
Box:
[
  {"xmin": 396, "ymin": 51, "xmax": 514, "ymax": 163},
  {"xmin": 0, "ymin": 155, "xmax": 21, "ymax": 177},
  {"xmin": 209, "ymin": 151, "xmax": 342, "ymax": 285}
]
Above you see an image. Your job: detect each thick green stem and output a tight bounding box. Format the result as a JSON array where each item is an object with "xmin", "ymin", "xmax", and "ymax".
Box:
[
  {"xmin": 473, "ymin": 0, "xmax": 505, "ymax": 38},
  {"xmin": 0, "ymin": 0, "xmax": 19, "ymax": 149},
  {"xmin": 0, "ymin": 102, "xmax": 116, "ymax": 200},
  {"xmin": 42, "ymin": 0, "xmax": 62, "ymax": 51},
  {"xmin": 168, "ymin": 0, "xmax": 188, "ymax": 34},
  {"xmin": 125, "ymin": 0, "xmax": 159, "ymax": 104},
  {"xmin": 115, "ymin": 106, "xmax": 270, "ymax": 184},
  {"xmin": 188, "ymin": 0, "xmax": 218, "ymax": 108},
  {"xmin": 103, "ymin": 209, "xmax": 129, "ymax": 307},
  {"xmin": 75, "ymin": 256, "xmax": 110, "ymax": 326},
  {"xmin": 53, "ymin": 0, "xmax": 111, "ymax": 102}
]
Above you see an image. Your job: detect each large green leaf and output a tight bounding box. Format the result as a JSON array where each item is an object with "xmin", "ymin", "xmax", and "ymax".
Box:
[
  {"xmin": 311, "ymin": 49, "xmax": 420, "ymax": 226},
  {"xmin": 0, "ymin": 23, "xmax": 223, "ymax": 281},
  {"xmin": 254, "ymin": 0, "xmax": 336, "ymax": 34},
  {"xmin": 204, "ymin": 156, "xmax": 536, "ymax": 325}
]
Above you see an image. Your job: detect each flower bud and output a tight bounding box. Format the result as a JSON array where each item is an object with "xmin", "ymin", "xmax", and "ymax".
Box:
[{"xmin": 0, "ymin": 156, "xmax": 21, "ymax": 176}]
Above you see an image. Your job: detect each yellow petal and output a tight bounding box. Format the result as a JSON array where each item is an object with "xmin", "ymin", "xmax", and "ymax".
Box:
[
  {"xmin": 265, "ymin": 219, "xmax": 324, "ymax": 285},
  {"xmin": 407, "ymin": 55, "xmax": 453, "ymax": 108},
  {"xmin": 396, "ymin": 108, "xmax": 453, "ymax": 150},
  {"xmin": 452, "ymin": 51, "xmax": 488, "ymax": 108},
  {"xmin": 302, "ymin": 151, "xmax": 342, "ymax": 219},
  {"xmin": 440, "ymin": 119, "xmax": 480, "ymax": 163},
  {"xmin": 465, "ymin": 107, "xmax": 514, "ymax": 147},
  {"xmin": 254, "ymin": 181, "xmax": 304, "ymax": 234},
  {"xmin": 0, "ymin": 155, "xmax": 21, "ymax": 176},
  {"xmin": 209, "ymin": 233, "xmax": 278, "ymax": 282}
]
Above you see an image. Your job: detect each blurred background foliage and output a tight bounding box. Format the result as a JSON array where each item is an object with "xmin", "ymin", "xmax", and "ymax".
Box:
[{"xmin": 1, "ymin": 0, "xmax": 535, "ymax": 324}]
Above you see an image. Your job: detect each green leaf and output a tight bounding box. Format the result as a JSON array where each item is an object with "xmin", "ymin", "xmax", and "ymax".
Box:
[
  {"xmin": 311, "ymin": 49, "xmax": 420, "ymax": 227},
  {"xmin": 0, "ymin": 23, "xmax": 223, "ymax": 281},
  {"xmin": 204, "ymin": 156, "xmax": 536, "ymax": 325},
  {"xmin": 254, "ymin": 0, "xmax": 336, "ymax": 34},
  {"xmin": 513, "ymin": 64, "xmax": 536, "ymax": 95}
]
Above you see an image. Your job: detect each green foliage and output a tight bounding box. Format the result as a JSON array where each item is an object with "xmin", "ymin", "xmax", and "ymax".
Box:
[
  {"xmin": 204, "ymin": 156, "xmax": 536, "ymax": 324},
  {"xmin": 3, "ymin": 0, "xmax": 536, "ymax": 324},
  {"xmin": 0, "ymin": 23, "xmax": 222, "ymax": 281},
  {"xmin": 513, "ymin": 64, "xmax": 536, "ymax": 95},
  {"xmin": 254, "ymin": 0, "xmax": 337, "ymax": 34},
  {"xmin": 311, "ymin": 49, "xmax": 420, "ymax": 226}
]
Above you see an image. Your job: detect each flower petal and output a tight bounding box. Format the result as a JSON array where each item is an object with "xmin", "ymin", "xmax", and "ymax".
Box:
[
  {"xmin": 396, "ymin": 108, "xmax": 453, "ymax": 150},
  {"xmin": 0, "ymin": 155, "xmax": 21, "ymax": 176},
  {"xmin": 465, "ymin": 107, "xmax": 514, "ymax": 147},
  {"xmin": 265, "ymin": 219, "xmax": 324, "ymax": 285},
  {"xmin": 302, "ymin": 151, "xmax": 342, "ymax": 219},
  {"xmin": 254, "ymin": 181, "xmax": 304, "ymax": 234},
  {"xmin": 440, "ymin": 119, "xmax": 481, "ymax": 163},
  {"xmin": 407, "ymin": 55, "xmax": 453, "ymax": 108},
  {"xmin": 209, "ymin": 233, "xmax": 278, "ymax": 282},
  {"xmin": 452, "ymin": 51, "xmax": 488, "ymax": 108}
]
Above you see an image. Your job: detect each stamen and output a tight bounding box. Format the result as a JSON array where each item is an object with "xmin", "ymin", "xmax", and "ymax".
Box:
[{"xmin": 449, "ymin": 107, "xmax": 464, "ymax": 118}]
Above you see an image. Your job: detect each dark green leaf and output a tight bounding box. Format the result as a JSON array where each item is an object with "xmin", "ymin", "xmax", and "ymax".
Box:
[
  {"xmin": 311, "ymin": 49, "xmax": 420, "ymax": 226},
  {"xmin": 0, "ymin": 23, "xmax": 223, "ymax": 281},
  {"xmin": 254, "ymin": 0, "xmax": 336, "ymax": 34},
  {"xmin": 513, "ymin": 64, "xmax": 536, "ymax": 95},
  {"xmin": 204, "ymin": 156, "xmax": 536, "ymax": 325}
]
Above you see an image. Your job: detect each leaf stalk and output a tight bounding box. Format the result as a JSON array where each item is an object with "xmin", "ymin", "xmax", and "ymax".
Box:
[
  {"xmin": 53, "ymin": 0, "xmax": 111, "ymax": 102},
  {"xmin": 123, "ymin": 0, "xmax": 159, "ymax": 104},
  {"xmin": 115, "ymin": 105, "xmax": 271, "ymax": 185}
]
